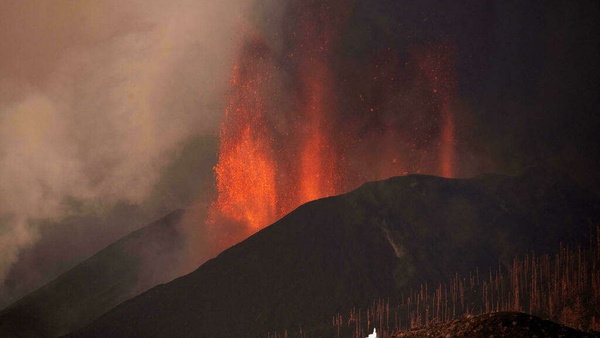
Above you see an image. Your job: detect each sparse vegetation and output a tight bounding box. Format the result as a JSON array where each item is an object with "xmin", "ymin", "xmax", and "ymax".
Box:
[{"xmin": 270, "ymin": 226, "xmax": 600, "ymax": 337}]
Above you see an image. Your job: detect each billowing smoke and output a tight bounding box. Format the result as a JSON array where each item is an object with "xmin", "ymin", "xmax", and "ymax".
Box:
[{"xmin": 0, "ymin": 0, "xmax": 251, "ymax": 304}]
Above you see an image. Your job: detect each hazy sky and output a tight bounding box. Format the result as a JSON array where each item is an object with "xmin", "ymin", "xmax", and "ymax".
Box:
[{"xmin": 0, "ymin": 0, "xmax": 252, "ymax": 303}]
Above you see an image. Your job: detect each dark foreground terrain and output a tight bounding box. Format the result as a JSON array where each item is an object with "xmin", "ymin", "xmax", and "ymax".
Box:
[{"xmin": 392, "ymin": 312, "xmax": 599, "ymax": 338}]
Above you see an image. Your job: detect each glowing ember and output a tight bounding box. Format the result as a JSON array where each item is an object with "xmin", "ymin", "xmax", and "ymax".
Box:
[
  {"xmin": 416, "ymin": 44, "xmax": 457, "ymax": 178},
  {"xmin": 295, "ymin": 13, "xmax": 342, "ymax": 205},
  {"xmin": 209, "ymin": 37, "xmax": 279, "ymax": 248}
]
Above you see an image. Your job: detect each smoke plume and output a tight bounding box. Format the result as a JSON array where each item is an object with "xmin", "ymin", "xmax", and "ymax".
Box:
[{"xmin": 0, "ymin": 0, "xmax": 250, "ymax": 300}]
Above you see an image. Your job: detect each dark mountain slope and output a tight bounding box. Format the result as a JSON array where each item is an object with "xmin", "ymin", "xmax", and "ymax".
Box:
[
  {"xmin": 0, "ymin": 210, "xmax": 186, "ymax": 338},
  {"xmin": 69, "ymin": 167, "xmax": 599, "ymax": 337}
]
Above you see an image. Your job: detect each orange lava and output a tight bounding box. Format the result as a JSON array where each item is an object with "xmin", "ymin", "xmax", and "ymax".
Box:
[
  {"xmin": 295, "ymin": 16, "xmax": 341, "ymax": 204},
  {"xmin": 209, "ymin": 38, "xmax": 278, "ymax": 247},
  {"xmin": 207, "ymin": 14, "xmax": 461, "ymax": 251}
]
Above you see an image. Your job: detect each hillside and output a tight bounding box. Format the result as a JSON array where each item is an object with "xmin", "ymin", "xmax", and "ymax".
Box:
[
  {"xmin": 67, "ymin": 167, "xmax": 599, "ymax": 337},
  {"xmin": 392, "ymin": 312, "xmax": 599, "ymax": 338},
  {"xmin": 0, "ymin": 210, "xmax": 186, "ymax": 337}
]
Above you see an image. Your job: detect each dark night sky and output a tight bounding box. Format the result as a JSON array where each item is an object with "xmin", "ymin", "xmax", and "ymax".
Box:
[{"xmin": 341, "ymin": 0, "xmax": 600, "ymax": 189}]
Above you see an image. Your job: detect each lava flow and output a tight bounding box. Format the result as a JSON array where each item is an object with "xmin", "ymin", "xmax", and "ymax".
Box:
[
  {"xmin": 207, "ymin": 5, "xmax": 461, "ymax": 251},
  {"xmin": 294, "ymin": 8, "xmax": 343, "ymax": 205}
]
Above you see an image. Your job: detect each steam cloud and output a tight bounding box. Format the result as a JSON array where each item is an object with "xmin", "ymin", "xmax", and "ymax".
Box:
[{"xmin": 0, "ymin": 0, "xmax": 251, "ymax": 294}]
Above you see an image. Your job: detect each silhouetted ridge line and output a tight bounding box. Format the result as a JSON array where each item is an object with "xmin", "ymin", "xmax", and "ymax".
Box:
[{"xmin": 68, "ymin": 168, "xmax": 599, "ymax": 337}]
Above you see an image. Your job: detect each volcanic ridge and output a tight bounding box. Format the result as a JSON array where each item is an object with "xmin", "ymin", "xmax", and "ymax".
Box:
[{"xmin": 58, "ymin": 167, "xmax": 599, "ymax": 337}]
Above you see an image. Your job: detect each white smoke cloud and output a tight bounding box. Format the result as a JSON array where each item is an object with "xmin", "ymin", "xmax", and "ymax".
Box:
[{"xmin": 0, "ymin": 0, "xmax": 251, "ymax": 286}]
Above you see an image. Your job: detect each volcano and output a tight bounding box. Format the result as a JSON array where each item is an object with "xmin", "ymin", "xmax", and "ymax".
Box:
[
  {"xmin": 1, "ymin": 0, "xmax": 599, "ymax": 337},
  {"xmin": 60, "ymin": 167, "xmax": 599, "ymax": 337}
]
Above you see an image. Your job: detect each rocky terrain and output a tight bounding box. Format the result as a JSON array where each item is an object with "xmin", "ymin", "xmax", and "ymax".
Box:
[{"xmin": 392, "ymin": 312, "xmax": 599, "ymax": 338}]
